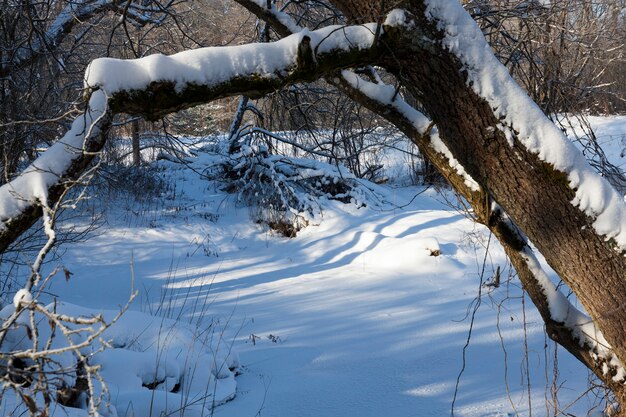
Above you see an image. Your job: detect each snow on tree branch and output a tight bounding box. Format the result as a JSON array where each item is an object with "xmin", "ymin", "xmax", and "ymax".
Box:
[
  {"xmin": 520, "ymin": 246, "xmax": 625, "ymax": 383},
  {"xmin": 84, "ymin": 23, "xmax": 388, "ymax": 119},
  {"xmin": 0, "ymin": 91, "xmax": 111, "ymax": 253},
  {"xmin": 424, "ymin": 0, "xmax": 626, "ymax": 253},
  {"xmin": 337, "ymin": 70, "xmax": 481, "ymax": 192},
  {"xmin": 235, "ymin": 0, "xmax": 481, "ymax": 195}
]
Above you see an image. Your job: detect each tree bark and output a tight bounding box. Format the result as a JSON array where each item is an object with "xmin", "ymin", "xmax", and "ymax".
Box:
[
  {"xmin": 387, "ymin": 1, "xmax": 626, "ymax": 375},
  {"xmin": 327, "ymin": 0, "xmax": 626, "ymax": 403},
  {"xmin": 331, "ymin": 67, "xmax": 626, "ymax": 398},
  {"xmin": 131, "ymin": 119, "xmax": 141, "ymax": 167}
]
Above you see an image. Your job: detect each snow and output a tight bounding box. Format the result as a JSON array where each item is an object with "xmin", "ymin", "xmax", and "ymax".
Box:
[
  {"xmin": 563, "ymin": 114, "xmax": 626, "ymax": 181},
  {"xmin": 423, "ymin": 0, "xmax": 626, "ymax": 252},
  {"xmin": 521, "ymin": 246, "xmax": 626, "ymax": 381},
  {"xmin": 12, "ymin": 0, "xmax": 100, "ymax": 65},
  {"xmin": 85, "ymin": 24, "xmax": 380, "ymax": 94},
  {"xmin": 340, "ymin": 70, "xmax": 430, "ymax": 132},
  {"xmin": 93, "ymin": 308, "xmax": 239, "ymax": 416},
  {"xmin": 1, "ymin": 1, "xmax": 623, "ymax": 412},
  {"xmin": 2, "ymin": 3, "xmax": 624, "ymax": 411},
  {"xmin": 0, "ymin": 301, "xmax": 239, "ymax": 417},
  {"xmin": 2, "ymin": 130, "xmax": 617, "ymax": 416},
  {"xmin": 384, "ymin": 8, "xmax": 414, "ymax": 28},
  {"xmin": 521, "ymin": 249, "xmax": 606, "ymax": 344},
  {"xmin": 12, "ymin": 289, "xmax": 32, "ymax": 308},
  {"xmin": 429, "ymin": 128, "xmax": 481, "ymax": 192}
]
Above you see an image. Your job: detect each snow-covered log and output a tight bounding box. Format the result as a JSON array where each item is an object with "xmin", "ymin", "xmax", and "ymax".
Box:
[{"xmin": 84, "ymin": 24, "xmax": 391, "ymax": 120}]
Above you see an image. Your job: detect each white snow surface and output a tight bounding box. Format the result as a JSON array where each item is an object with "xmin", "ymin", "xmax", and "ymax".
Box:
[
  {"xmin": 565, "ymin": 114, "xmax": 626, "ymax": 173},
  {"xmin": 2, "ymin": 133, "xmax": 619, "ymax": 415},
  {"xmin": 423, "ymin": 0, "xmax": 626, "ymax": 251},
  {"xmin": 0, "ymin": 301, "xmax": 238, "ymax": 417},
  {"xmin": 85, "ymin": 24, "xmax": 379, "ymax": 94}
]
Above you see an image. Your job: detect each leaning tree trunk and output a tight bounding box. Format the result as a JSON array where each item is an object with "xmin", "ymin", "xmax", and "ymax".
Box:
[
  {"xmin": 333, "ymin": 0, "xmax": 626, "ymax": 404},
  {"xmin": 396, "ymin": 1, "xmax": 626, "ymax": 375}
]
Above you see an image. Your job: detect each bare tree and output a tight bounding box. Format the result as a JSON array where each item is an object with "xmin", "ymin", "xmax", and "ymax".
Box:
[{"xmin": 469, "ymin": 0, "xmax": 626, "ymax": 114}]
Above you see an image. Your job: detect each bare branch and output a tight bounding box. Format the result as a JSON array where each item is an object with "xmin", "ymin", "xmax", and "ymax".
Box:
[{"xmin": 0, "ymin": 0, "xmax": 175, "ymax": 78}]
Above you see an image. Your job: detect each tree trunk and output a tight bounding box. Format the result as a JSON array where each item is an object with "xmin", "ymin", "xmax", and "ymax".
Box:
[
  {"xmin": 333, "ymin": 69, "xmax": 626, "ymax": 397},
  {"xmin": 390, "ymin": 0, "xmax": 626, "ymax": 374},
  {"xmin": 131, "ymin": 119, "xmax": 141, "ymax": 167},
  {"xmin": 332, "ymin": 0, "xmax": 626, "ymax": 403}
]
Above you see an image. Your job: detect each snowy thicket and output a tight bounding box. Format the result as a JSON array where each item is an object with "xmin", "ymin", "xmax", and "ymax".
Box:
[{"xmin": 204, "ymin": 135, "xmax": 379, "ymax": 236}]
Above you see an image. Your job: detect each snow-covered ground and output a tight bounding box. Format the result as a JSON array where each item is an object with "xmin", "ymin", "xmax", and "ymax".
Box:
[
  {"xmin": 2, "ymin": 115, "xmax": 625, "ymax": 417},
  {"xmin": 567, "ymin": 114, "xmax": 626, "ymax": 172}
]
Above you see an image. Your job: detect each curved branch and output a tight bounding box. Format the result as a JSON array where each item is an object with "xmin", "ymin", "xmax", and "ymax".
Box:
[{"xmin": 85, "ymin": 24, "xmax": 391, "ymax": 120}]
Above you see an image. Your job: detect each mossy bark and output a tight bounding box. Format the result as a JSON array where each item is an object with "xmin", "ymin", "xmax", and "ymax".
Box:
[{"xmin": 107, "ymin": 35, "xmax": 390, "ymax": 121}]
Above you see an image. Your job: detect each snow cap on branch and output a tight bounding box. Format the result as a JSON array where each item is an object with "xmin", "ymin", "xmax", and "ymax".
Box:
[
  {"xmin": 0, "ymin": 90, "xmax": 108, "ymax": 230},
  {"xmin": 424, "ymin": 0, "xmax": 626, "ymax": 252},
  {"xmin": 84, "ymin": 24, "xmax": 381, "ymax": 95},
  {"xmin": 13, "ymin": 289, "xmax": 33, "ymax": 309}
]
